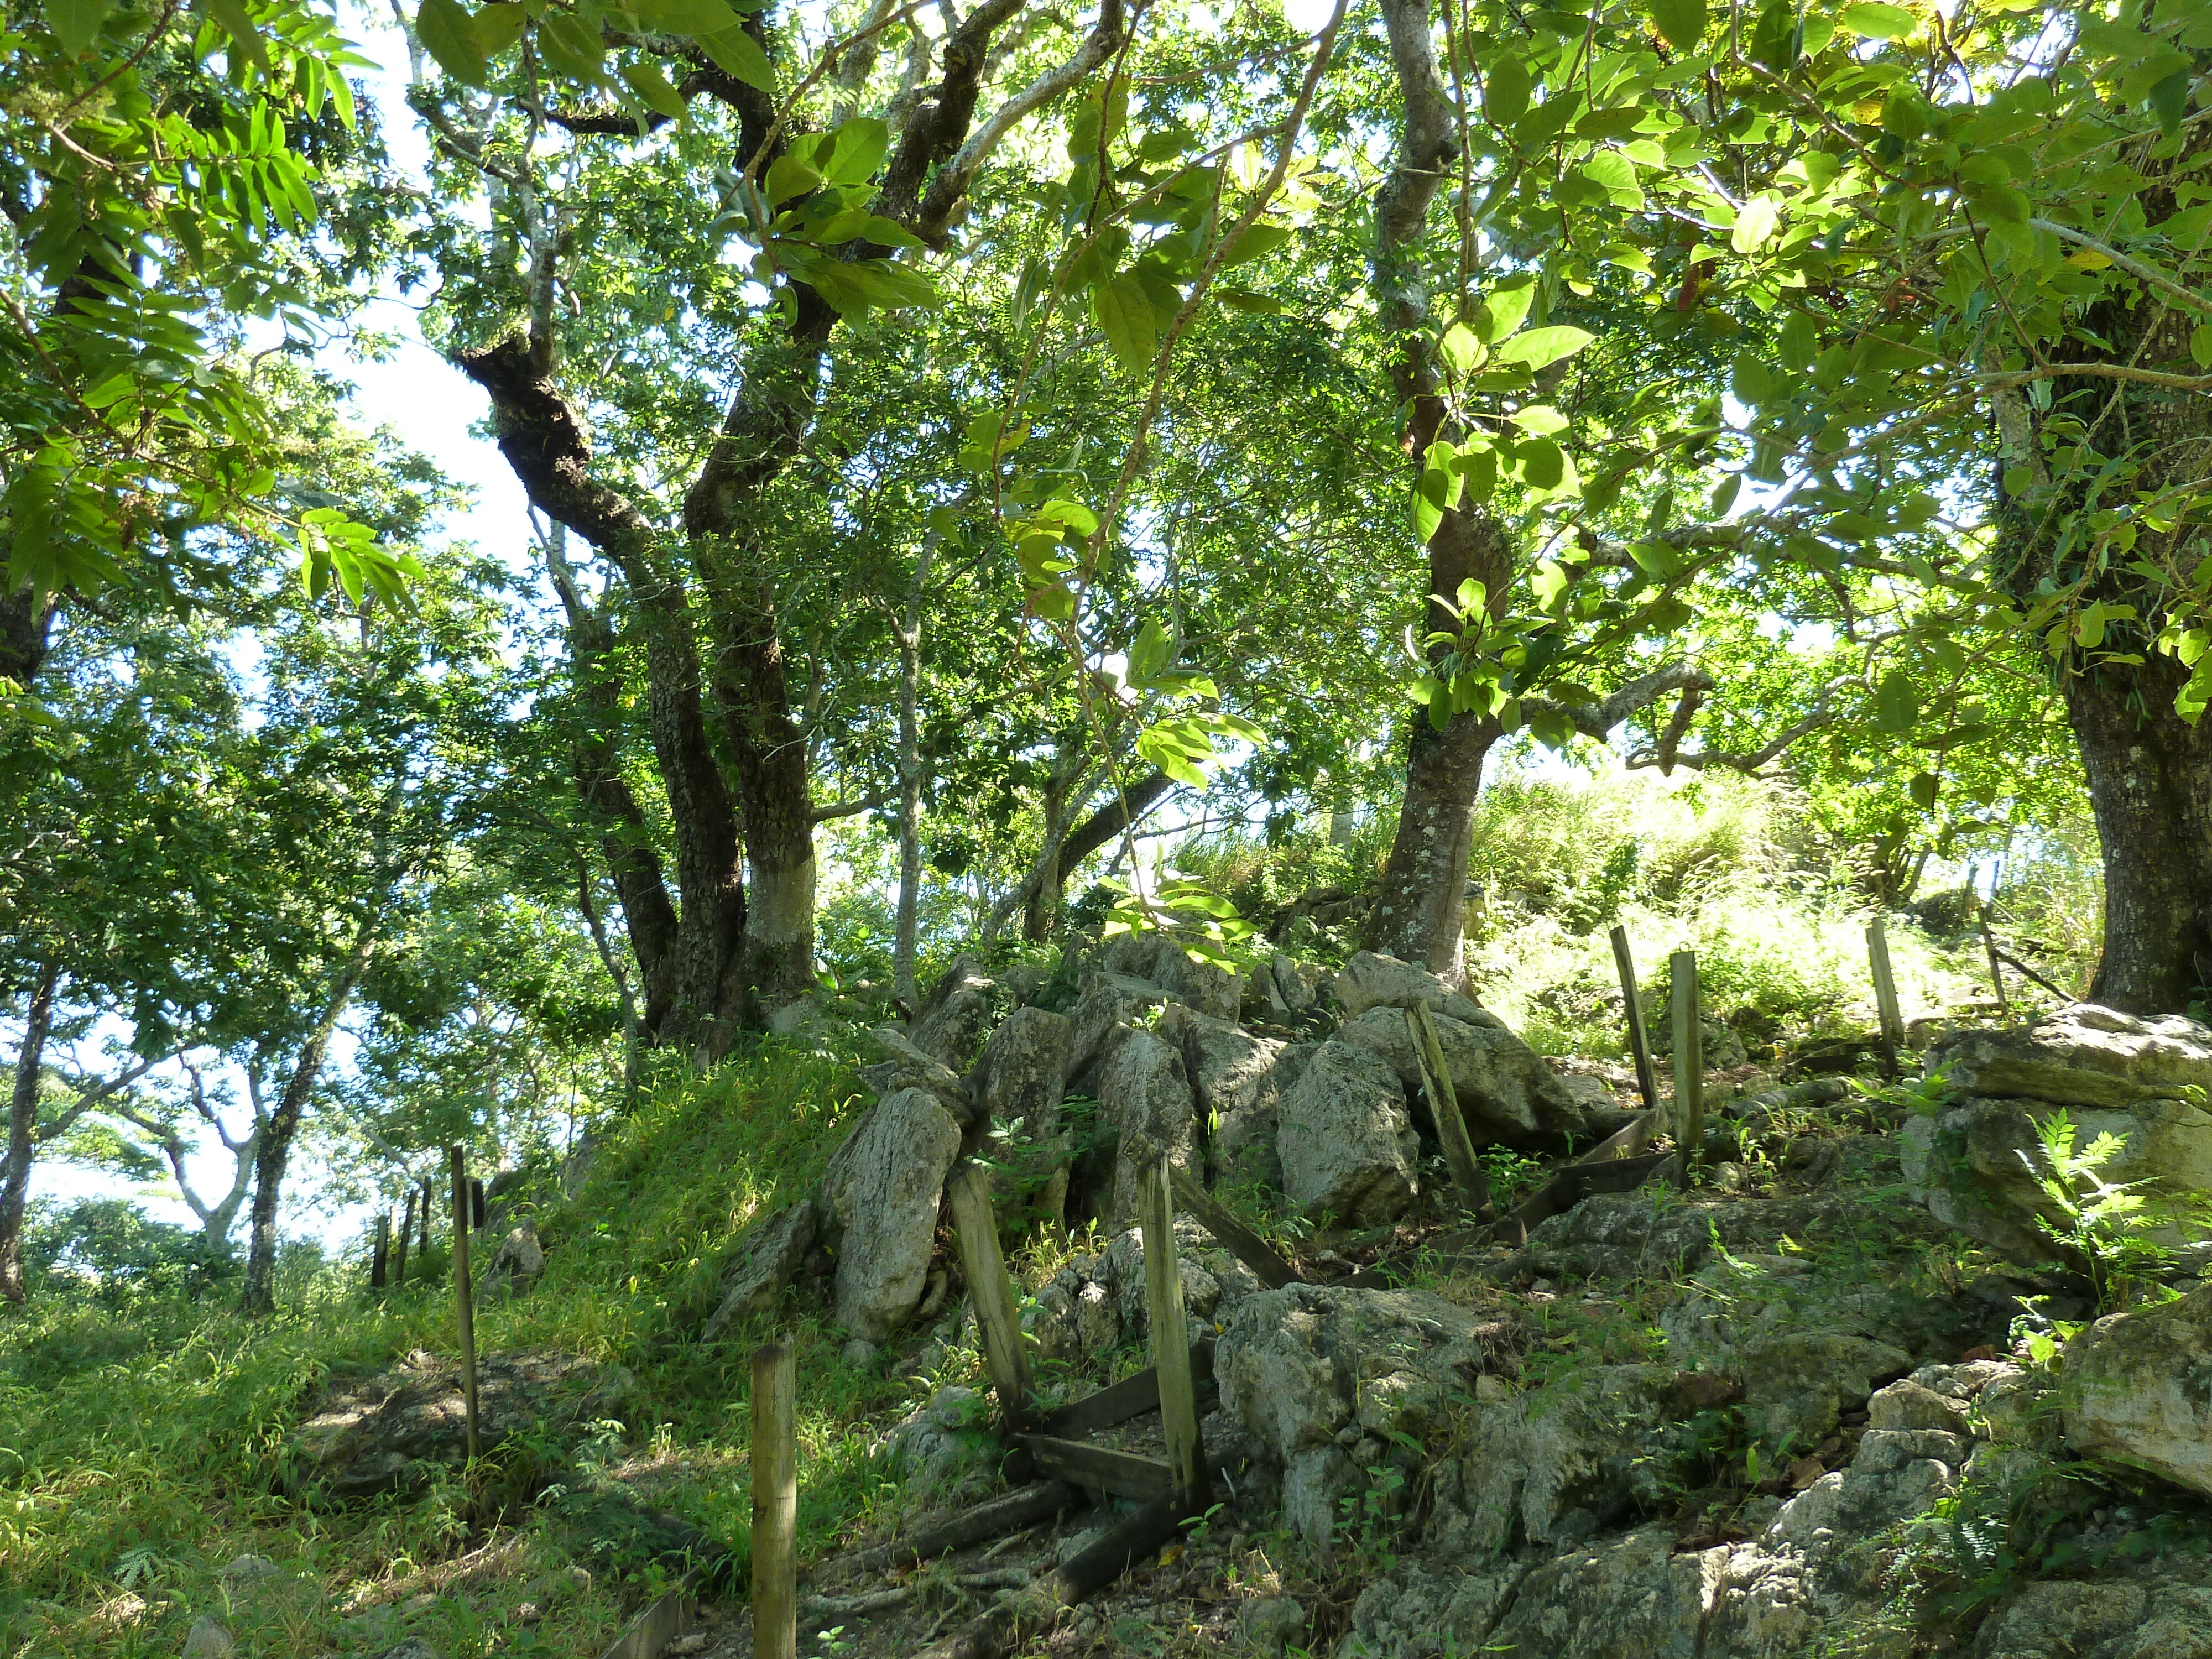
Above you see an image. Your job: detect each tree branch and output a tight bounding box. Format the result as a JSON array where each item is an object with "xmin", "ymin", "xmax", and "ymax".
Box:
[{"xmin": 1521, "ymin": 662, "xmax": 1714, "ymax": 742}]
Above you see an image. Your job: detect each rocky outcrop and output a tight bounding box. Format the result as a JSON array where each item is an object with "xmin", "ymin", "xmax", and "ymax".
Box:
[
  {"xmin": 1329, "ymin": 951, "xmax": 1486, "ymax": 1023},
  {"xmin": 818, "ymin": 1089, "xmax": 963, "ymax": 1344},
  {"xmin": 290, "ymin": 1350, "xmax": 625, "ymax": 1499},
  {"xmin": 1160, "ymin": 1004, "xmax": 1305, "ymax": 1191},
  {"xmin": 1336, "ymin": 1004, "xmax": 1590, "ymax": 1146},
  {"xmin": 971, "ymin": 1006, "xmax": 1073, "ymax": 1137},
  {"xmin": 2063, "ymin": 1285, "xmax": 2212, "ymax": 1496},
  {"xmin": 1936, "ymin": 1005, "xmax": 2212, "ymax": 1109},
  {"xmin": 1274, "ymin": 1040, "xmax": 1420, "ymax": 1225},
  {"xmin": 1095, "ymin": 1027, "xmax": 1198, "ymax": 1219},
  {"xmin": 909, "ymin": 956, "xmax": 1001, "ymax": 1070},
  {"xmin": 702, "ymin": 1200, "xmax": 818, "ymax": 1340},
  {"xmin": 476, "ymin": 1222, "xmax": 545, "ymax": 1300}
]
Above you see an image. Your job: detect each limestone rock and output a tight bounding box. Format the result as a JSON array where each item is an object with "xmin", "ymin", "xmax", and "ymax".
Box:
[
  {"xmin": 1867, "ymin": 1378, "xmax": 1973, "ymax": 1436},
  {"xmin": 1067, "ymin": 973, "xmax": 1170, "ymax": 1079},
  {"xmin": 1329, "ymin": 951, "xmax": 1489, "ymax": 1022},
  {"xmin": 476, "ymin": 1222, "xmax": 545, "ymax": 1301},
  {"xmin": 1275, "ymin": 1039, "xmax": 1420, "ymax": 1225},
  {"xmin": 702, "ymin": 1199, "xmax": 818, "ymax": 1340},
  {"xmin": 818, "ymin": 1088, "xmax": 963, "ymax": 1342},
  {"xmin": 1339, "ymin": 1559, "xmax": 1527, "ymax": 1659},
  {"xmin": 290, "ymin": 1349, "xmax": 622, "ymax": 1499},
  {"xmin": 1337, "ymin": 1005, "xmax": 1589, "ymax": 1146},
  {"xmin": 1095, "ymin": 1027, "xmax": 1198, "ymax": 1218},
  {"xmin": 376, "ymin": 1643, "xmax": 443, "ymax": 1659},
  {"xmin": 1738, "ymin": 1329, "xmax": 1912, "ymax": 1454},
  {"xmin": 1238, "ymin": 1595, "xmax": 1308, "ymax": 1655},
  {"xmin": 1245, "ymin": 952, "xmax": 1327, "ymax": 1022},
  {"xmin": 1931, "ymin": 1005, "xmax": 2212, "ymax": 1109},
  {"xmin": 2064, "ymin": 1285, "xmax": 2212, "ymax": 1496},
  {"xmin": 909, "ymin": 956, "xmax": 1001, "ymax": 1070},
  {"xmin": 1483, "ymin": 1528, "xmax": 1708, "ymax": 1658},
  {"xmin": 883, "ymin": 1383, "xmax": 998, "ymax": 1516},
  {"xmin": 863, "ymin": 1026, "xmax": 974, "ymax": 1121},
  {"xmin": 181, "ymin": 1618, "xmax": 234, "ymax": 1658},
  {"xmin": 1150, "ymin": 937, "xmax": 1243, "ymax": 1019},
  {"xmin": 971, "ymin": 1006, "xmax": 1074, "ymax": 1139},
  {"xmin": 219, "ymin": 1553, "xmax": 281, "ymax": 1583},
  {"xmin": 1160, "ymin": 1004, "xmax": 1297, "ymax": 1190},
  {"xmin": 1215, "ymin": 1282, "xmax": 1497, "ymax": 1545}
]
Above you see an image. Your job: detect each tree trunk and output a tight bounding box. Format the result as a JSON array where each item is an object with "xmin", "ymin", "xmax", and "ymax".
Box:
[
  {"xmin": 0, "ymin": 962, "xmax": 59, "ymax": 1306},
  {"xmin": 1370, "ymin": 713, "xmax": 1500, "ymax": 977},
  {"xmin": 1, "ymin": 587, "xmax": 59, "ymax": 690},
  {"xmin": 1023, "ymin": 768, "xmax": 1070, "ymax": 941},
  {"xmin": 241, "ymin": 932, "xmax": 374, "ymax": 1315},
  {"xmin": 2066, "ymin": 655, "xmax": 2212, "ymax": 1013},
  {"xmin": 892, "ymin": 549, "xmax": 933, "ymax": 1010}
]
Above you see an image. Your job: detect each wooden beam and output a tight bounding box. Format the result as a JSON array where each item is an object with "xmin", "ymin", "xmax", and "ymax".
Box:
[
  {"xmin": 946, "ymin": 1163, "xmax": 1036, "ymax": 1428},
  {"xmin": 1410, "ymin": 1004, "xmax": 1491, "ymax": 1214},
  {"xmin": 594, "ymin": 1590, "xmax": 699, "ymax": 1659},
  {"xmin": 1044, "ymin": 1343, "xmax": 1215, "ymax": 1438},
  {"xmin": 1671, "ymin": 951, "xmax": 1704, "ymax": 1190},
  {"xmin": 912, "ymin": 1496, "xmax": 1184, "ymax": 1659},
  {"xmin": 1866, "ymin": 918, "xmax": 1905, "ymax": 1079},
  {"xmin": 1165, "ymin": 1165, "xmax": 1302, "ymax": 1290},
  {"xmin": 753, "ymin": 1342, "xmax": 797, "ymax": 1659},
  {"xmin": 448, "ymin": 1147, "xmax": 480, "ymax": 1460},
  {"xmin": 829, "ymin": 1481, "xmax": 1081, "ymax": 1579},
  {"xmin": 1015, "ymin": 1434, "xmax": 1176, "ymax": 1501},
  {"xmin": 1138, "ymin": 1157, "xmax": 1208, "ymax": 1506},
  {"xmin": 1610, "ymin": 925, "xmax": 1663, "ymax": 1118}
]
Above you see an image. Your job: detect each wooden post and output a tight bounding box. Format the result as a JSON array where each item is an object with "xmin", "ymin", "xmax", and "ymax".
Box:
[
  {"xmin": 1165, "ymin": 1165, "xmax": 1302, "ymax": 1290},
  {"xmin": 1670, "ymin": 951, "xmax": 1703, "ymax": 1188},
  {"xmin": 371, "ymin": 1213, "xmax": 390, "ymax": 1290},
  {"xmin": 394, "ymin": 1189, "xmax": 415, "ymax": 1285},
  {"xmin": 1136, "ymin": 1156, "xmax": 1208, "ymax": 1507},
  {"xmin": 1408, "ymin": 1005, "xmax": 1491, "ymax": 1214},
  {"xmin": 945, "ymin": 1164, "xmax": 1035, "ymax": 1428},
  {"xmin": 418, "ymin": 1175, "xmax": 434, "ymax": 1262},
  {"xmin": 752, "ymin": 1342, "xmax": 797, "ymax": 1659},
  {"xmin": 1610, "ymin": 925, "xmax": 1662, "ymax": 1119},
  {"xmin": 449, "ymin": 1147, "xmax": 481, "ymax": 1461},
  {"xmin": 1867, "ymin": 917, "xmax": 1905, "ymax": 1078},
  {"xmin": 470, "ymin": 1177, "xmax": 487, "ymax": 1230}
]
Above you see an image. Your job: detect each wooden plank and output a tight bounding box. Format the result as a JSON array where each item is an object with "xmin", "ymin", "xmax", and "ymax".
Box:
[
  {"xmin": 1866, "ymin": 918, "xmax": 1905, "ymax": 1079},
  {"xmin": 914, "ymin": 1496, "xmax": 1183, "ymax": 1659},
  {"xmin": 594, "ymin": 1589, "xmax": 698, "ymax": 1659},
  {"xmin": 371, "ymin": 1213, "xmax": 390, "ymax": 1290},
  {"xmin": 1671, "ymin": 951, "xmax": 1704, "ymax": 1189},
  {"xmin": 1015, "ymin": 1434, "xmax": 1176, "ymax": 1501},
  {"xmin": 831, "ymin": 1481, "xmax": 1081, "ymax": 1578},
  {"xmin": 1138, "ymin": 1156, "xmax": 1207, "ymax": 1506},
  {"xmin": 753, "ymin": 1342, "xmax": 797, "ymax": 1659},
  {"xmin": 448, "ymin": 1147, "xmax": 481, "ymax": 1460},
  {"xmin": 1610, "ymin": 925, "xmax": 1663, "ymax": 1119},
  {"xmin": 1165, "ymin": 1165, "xmax": 1301, "ymax": 1290},
  {"xmin": 1044, "ymin": 1343, "xmax": 1215, "ymax": 1438},
  {"xmin": 1410, "ymin": 1004, "xmax": 1491, "ymax": 1214},
  {"xmin": 945, "ymin": 1164, "xmax": 1035, "ymax": 1428}
]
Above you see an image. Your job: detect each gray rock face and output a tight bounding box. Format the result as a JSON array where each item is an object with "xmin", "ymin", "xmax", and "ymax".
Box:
[
  {"xmin": 1738, "ymin": 1329, "xmax": 1912, "ymax": 1455},
  {"xmin": 1095, "ymin": 1028, "xmax": 1198, "ymax": 1219},
  {"xmin": 1032, "ymin": 1222, "xmax": 1263, "ymax": 1364},
  {"xmin": 1275, "ymin": 1039, "xmax": 1420, "ymax": 1225},
  {"xmin": 476, "ymin": 1222, "xmax": 546, "ymax": 1301},
  {"xmin": 818, "ymin": 1088, "xmax": 963, "ymax": 1342},
  {"xmin": 1485, "ymin": 1528, "xmax": 1707, "ymax": 1659},
  {"xmin": 702, "ymin": 1199, "xmax": 818, "ymax": 1340},
  {"xmin": 863, "ymin": 1026, "xmax": 975, "ymax": 1122},
  {"xmin": 1067, "ymin": 972, "xmax": 1171, "ymax": 1079},
  {"xmin": 1245, "ymin": 952, "xmax": 1327, "ymax": 1022},
  {"xmin": 909, "ymin": 956, "xmax": 1001, "ymax": 1070},
  {"xmin": 181, "ymin": 1618, "xmax": 235, "ymax": 1658},
  {"xmin": 1215, "ymin": 1282, "xmax": 1498, "ymax": 1545},
  {"xmin": 1160, "ymin": 1004, "xmax": 1295, "ymax": 1190},
  {"xmin": 883, "ymin": 1383, "xmax": 998, "ymax": 1517},
  {"xmin": 1931, "ymin": 1005, "xmax": 2212, "ymax": 1109},
  {"xmin": 2064, "ymin": 1285, "xmax": 2212, "ymax": 1496},
  {"xmin": 1329, "ymin": 951, "xmax": 1492, "ymax": 1023},
  {"xmin": 291, "ymin": 1349, "xmax": 623, "ymax": 1499},
  {"xmin": 971, "ymin": 1005, "xmax": 1074, "ymax": 1137},
  {"xmin": 1337, "ymin": 1005, "xmax": 1589, "ymax": 1146},
  {"xmin": 1150, "ymin": 938, "xmax": 1243, "ymax": 1019}
]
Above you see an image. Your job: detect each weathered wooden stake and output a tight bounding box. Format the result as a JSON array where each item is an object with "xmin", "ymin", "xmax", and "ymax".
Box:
[
  {"xmin": 1978, "ymin": 899, "xmax": 2010, "ymax": 1018},
  {"xmin": 371, "ymin": 1213, "xmax": 390, "ymax": 1290},
  {"xmin": 394, "ymin": 1188, "xmax": 415, "ymax": 1285},
  {"xmin": 449, "ymin": 1146, "xmax": 481, "ymax": 1460},
  {"xmin": 1137, "ymin": 1156, "xmax": 1208, "ymax": 1506},
  {"xmin": 470, "ymin": 1177, "xmax": 487, "ymax": 1230},
  {"xmin": 752, "ymin": 1342, "xmax": 798, "ymax": 1659},
  {"xmin": 945, "ymin": 1164, "xmax": 1035, "ymax": 1428},
  {"xmin": 418, "ymin": 1175, "xmax": 434, "ymax": 1261},
  {"xmin": 1866, "ymin": 917, "xmax": 1906, "ymax": 1079},
  {"xmin": 1610, "ymin": 925, "xmax": 1663, "ymax": 1120},
  {"xmin": 1670, "ymin": 951, "xmax": 1704, "ymax": 1188},
  {"xmin": 1409, "ymin": 1004, "xmax": 1492, "ymax": 1215},
  {"xmin": 1165, "ymin": 1165, "xmax": 1300, "ymax": 1290}
]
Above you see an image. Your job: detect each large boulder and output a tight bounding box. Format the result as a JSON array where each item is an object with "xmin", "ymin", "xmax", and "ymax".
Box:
[
  {"xmin": 1159, "ymin": 1004, "xmax": 1307, "ymax": 1191},
  {"xmin": 1095, "ymin": 1027, "xmax": 1198, "ymax": 1219},
  {"xmin": 818, "ymin": 1088, "xmax": 963, "ymax": 1343},
  {"xmin": 1933, "ymin": 1005, "xmax": 2212, "ymax": 1109},
  {"xmin": 863, "ymin": 1027, "xmax": 975, "ymax": 1123},
  {"xmin": 476, "ymin": 1222, "xmax": 546, "ymax": 1301},
  {"xmin": 1337, "ymin": 1005, "xmax": 1590, "ymax": 1146},
  {"xmin": 290, "ymin": 1349, "xmax": 625, "ymax": 1499},
  {"xmin": 1215, "ymin": 1282, "xmax": 1501, "ymax": 1545},
  {"xmin": 909, "ymin": 956, "xmax": 1001, "ymax": 1070},
  {"xmin": 1329, "ymin": 951, "xmax": 1488, "ymax": 1022},
  {"xmin": 1149, "ymin": 938, "xmax": 1242, "ymax": 1020},
  {"xmin": 1275, "ymin": 1039, "xmax": 1420, "ymax": 1225},
  {"xmin": 702, "ymin": 1199, "xmax": 818, "ymax": 1340},
  {"xmin": 1245, "ymin": 952, "xmax": 1327, "ymax": 1023},
  {"xmin": 971, "ymin": 1005, "xmax": 1074, "ymax": 1136},
  {"xmin": 1067, "ymin": 972, "xmax": 1171, "ymax": 1079},
  {"xmin": 2063, "ymin": 1285, "xmax": 2212, "ymax": 1496}
]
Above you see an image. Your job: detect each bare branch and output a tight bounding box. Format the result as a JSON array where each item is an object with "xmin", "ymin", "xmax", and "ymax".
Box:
[{"xmin": 1520, "ymin": 661, "xmax": 1714, "ymax": 742}]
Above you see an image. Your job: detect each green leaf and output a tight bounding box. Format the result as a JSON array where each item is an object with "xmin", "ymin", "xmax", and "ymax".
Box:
[
  {"xmin": 1839, "ymin": 2, "xmax": 1913, "ymax": 37},
  {"xmin": 1517, "ymin": 438, "xmax": 1566, "ymax": 490},
  {"xmin": 697, "ymin": 24, "xmax": 771, "ymax": 90},
  {"xmin": 45, "ymin": 0, "xmax": 109, "ymax": 54},
  {"xmin": 1094, "ymin": 275, "xmax": 1158, "ymax": 376},
  {"xmin": 1495, "ymin": 325, "xmax": 1595, "ymax": 369},
  {"xmin": 1439, "ymin": 322, "xmax": 1480, "ymax": 378},
  {"xmin": 821, "ymin": 117, "xmax": 890, "ymax": 186},
  {"xmin": 470, "ymin": 0, "xmax": 527, "ymax": 55},
  {"xmin": 1485, "ymin": 56, "xmax": 1531, "ymax": 127},
  {"xmin": 536, "ymin": 12, "xmax": 605, "ymax": 80},
  {"xmin": 621, "ymin": 58, "xmax": 686, "ymax": 118},
  {"xmin": 1507, "ymin": 404, "xmax": 1569, "ymax": 436},
  {"xmin": 1909, "ymin": 771, "xmax": 1940, "ymax": 810},
  {"xmin": 1648, "ymin": 0, "xmax": 1705, "ymax": 49},
  {"xmin": 1750, "ymin": 0, "xmax": 1802, "ymax": 71},
  {"xmin": 1214, "ymin": 288, "xmax": 1283, "ymax": 313},
  {"xmin": 1875, "ymin": 669, "xmax": 1918, "ymax": 733},
  {"xmin": 2192, "ymin": 325, "xmax": 2212, "ymax": 369},
  {"xmin": 633, "ymin": 0, "xmax": 738, "ymax": 33},
  {"xmin": 416, "ymin": 0, "xmax": 488, "ymax": 85},
  {"xmin": 1218, "ymin": 222, "xmax": 1293, "ymax": 267},
  {"xmin": 1778, "ymin": 310, "xmax": 1817, "ymax": 373},
  {"xmin": 1730, "ymin": 195, "xmax": 1780, "ymax": 254},
  {"xmin": 764, "ymin": 153, "xmax": 821, "ymax": 205},
  {"xmin": 204, "ymin": 0, "xmax": 267, "ymax": 70},
  {"xmin": 1473, "ymin": 279, "xmax": 1537, "ymax": 343}
]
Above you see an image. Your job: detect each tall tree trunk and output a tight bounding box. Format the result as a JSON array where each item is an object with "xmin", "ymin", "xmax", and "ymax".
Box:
[
  {"xmin": 1364, "ymin": 0, "xmax": 1515, "ymax": 983},
  {"xmin": 1023, "ymin": 766, "xmax": 1071, "ymax": 941},
  {"xmin": 2066, "ymin": 655, "xmax": 2212, "ymax": 1013},
  {"xmin": 241, "ymin": 931, "xmax": 374, "ymax": 1315},
  {"xmin": 891, "ymin": 541, "xmax": 937, "ymax": 1009},
  {"xmin": 0, "ymin": 962, "xmax": 59, "ymax": 1306}
]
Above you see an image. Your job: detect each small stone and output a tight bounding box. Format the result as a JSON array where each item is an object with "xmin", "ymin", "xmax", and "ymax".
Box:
[
  {"xmin": 377, "ymin": 1641, "xmax": 444, "ymax": 1659},
  {"xmin": 181, "ymin": 1618, "xmax": 234, "ymax": 1659},
  {"xmin": 218, "ymin": 1553, "xmax": 279, "ymax": 1583},
  {"xmin": 1238, "ymin": 1596, "xmax": 1306, "ymax": 1654}
]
